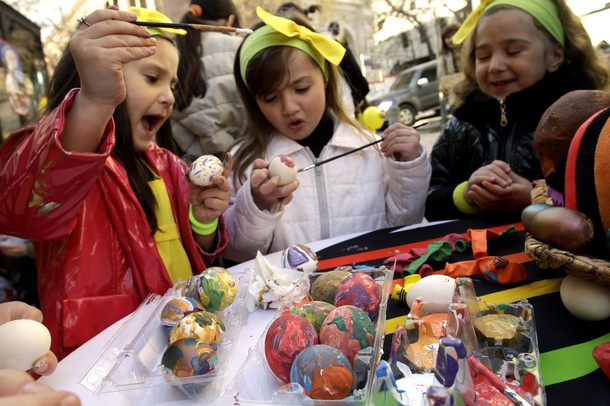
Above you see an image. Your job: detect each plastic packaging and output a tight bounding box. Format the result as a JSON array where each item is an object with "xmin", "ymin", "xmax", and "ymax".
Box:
[
  {"xmin": 226, "ymin": 266, "xmax": 394, "ymax": 405},
  {"xmin": 79, "ymin": 268, "xmax": 252, "ymax": 404}
]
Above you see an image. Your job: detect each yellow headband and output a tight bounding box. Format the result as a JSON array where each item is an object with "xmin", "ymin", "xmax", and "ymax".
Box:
[
  {"xmin": 452, "ymin": 0, "xmax": 564, "ymax": 47},
  {"xmin": 239, "ymin": 7, "xmax": 345, "ymax": 87},
  {"xmin": 129, "ymin": 7, "xmax": 186, "ymax": 36}
]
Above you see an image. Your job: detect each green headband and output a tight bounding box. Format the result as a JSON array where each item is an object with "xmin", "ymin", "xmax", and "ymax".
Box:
[
  {"xmin": 239, "ymin": 7, "xmax": 345, "ymax": 88},
  {"xmin": 452, "ymin": 0, "xmax": 564, "ymax": 47}
]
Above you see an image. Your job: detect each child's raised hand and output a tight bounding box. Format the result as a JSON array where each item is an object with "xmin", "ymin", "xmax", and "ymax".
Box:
[
  {"xmin": 250, "ymin": 159, "xmax": 299, "ymax": 211},
  {"xmin": 189, "ymin": 154, "xmax": 233, "ymax": 224},
  {"xmin": 69, "ymin": 9, "xmax": 156, "ymax": 109},
  {"xmin": 379, "ymin": 123, "xmax": 422, "ymax": 161}
]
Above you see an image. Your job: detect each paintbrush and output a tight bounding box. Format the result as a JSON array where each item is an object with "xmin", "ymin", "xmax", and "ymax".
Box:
[
  {"xmin": 298, "ymin": 122, "xmax": 428, "ymax": 173},
  {"xmin": 134, "ymin": 21, "xmax": 253, "ymax": 34}
]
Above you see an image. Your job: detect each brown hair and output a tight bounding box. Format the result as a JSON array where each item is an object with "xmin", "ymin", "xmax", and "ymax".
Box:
[
  {"xmin": 454, "ymin": 0, "xmax": 610, "ymax": 104},
  {"xmin": 230, "ymin": 19, "xmax": 369, "ymax": 188},
  {"xmin": 174, "ymin": 0, "xmax": 241, "ymax": 111}
]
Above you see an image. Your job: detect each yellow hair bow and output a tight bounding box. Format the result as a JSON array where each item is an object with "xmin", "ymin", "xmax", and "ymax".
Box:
[
  {"xmin": 255, "ymin": 7, "xmax": 345, "ymax": 66},
  {"xmin": 452, "ymin": 0, "xmax": 493, "ymax": 44}
]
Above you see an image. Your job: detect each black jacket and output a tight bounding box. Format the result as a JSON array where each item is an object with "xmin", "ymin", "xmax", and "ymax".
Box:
[{"xmin": 425, "ymin": 66, "xmax": 593, "ymax": 222}]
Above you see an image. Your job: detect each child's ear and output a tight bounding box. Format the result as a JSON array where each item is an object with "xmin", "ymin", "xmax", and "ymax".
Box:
[{"xmin": 547, "ymin": 45, "xmax": 565, "ymax": 73}]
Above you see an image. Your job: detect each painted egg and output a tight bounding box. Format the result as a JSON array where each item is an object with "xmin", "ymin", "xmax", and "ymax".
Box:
[
  {"xmin": 268, "ymin": 155, "xmax": 298, "ymax": 185},
  {"xmin": 521, "ymin": 203, "xmax": 553, "ymax": 229},
  {"xmin": 161, "ymin": 338, "xmax": 218, "ymax": 377},
  {"xmin": 291, "ymin": 301, "xmax": 336, "ymax": 333},
  {"xmin": 560, "ymin": 274, "xmax": 610, "ymax": 321},
  {"xmin": 320, "ymin": 305, "xmax": 376, "ymax": 364},
  {"xmin": 290, "ymin": 344, "xmax": 353, "ymax": 400},
  {"xmin": 182, "ymin": 267, "xmax": 237, "ymax": 312},
  {"xmin": 189, "ymin": 155, "xmax": 224, "ymax": 186},
  {"xmin": 160, "ymin": 296, "xmax": 201, "ymax": 334},
  {"xmin": 281, "ymin": 244, "xmax": 319, "ymax": 273},
  {"xmin": 0, "ymin": 319, "xmax": 51, "ymax": 370},
  {"xmin": 168, "ymin": 310, "xmax": 225, "ymax": 347},
  {"xmin": 311, "ymin": 269, "xmax": 351, "ymax": 304},
  {"xmin": 264, "ymin": 312, "xmax": 319, "ymax": 383},
  {"xmin": 406, "ymin": 274, "xmax": 456, "ymax": 312},
  {"xmin": 334, "ymin": 272, "xmax": 382, "ymax": 320}
]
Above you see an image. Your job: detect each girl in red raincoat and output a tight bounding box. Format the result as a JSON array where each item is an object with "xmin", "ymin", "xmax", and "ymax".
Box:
[{"xmin": 0, "ymin": 7, "xmax": 231, "ymax": 359}]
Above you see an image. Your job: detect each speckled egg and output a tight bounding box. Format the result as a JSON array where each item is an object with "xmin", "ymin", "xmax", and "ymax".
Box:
[
  {"xmin": 282, "ymin": 244, "xmax": 319, "ymax": 273},
  {"xmin": 168, "ymin": 310, "xmax": 225, "ymax": 347},
  {"xmin": 161, "ymin": 338, "xmax": 218, "ymax": 377},
  {"xmin": 310, "ymin": 269, "xmax": 351, "ymax": 304},
  {"xmin": 334, "ymin": 272, "xmax": 382, "ymax": 320},
  {"xmin": 160, "ymin": 296, "xmax": 201, "ymax": 334},
  {"xmin": 290, "ymin": 344, "xmax": 353, "ymax": 400},
  {"xmin": 182, "ymin": 267, "xmax": 237, "ymax": 312},
  {"xmin": 268, "ymin": 155, "xmax": 298, "ymax": 185},
  {"xmin": 320, "ymin": 305, "xmax": 376, "ymax": 364},
  {"xmin": 264, "ymin": 312, "xmax": 319, "ymax": 383},
  {"xmin": 291, "ymin": 301, "xmax": 336, "ymax": 333},
  {"xmin": 189, "ymin": 155, "xmax": 224, "ymax": 186}
]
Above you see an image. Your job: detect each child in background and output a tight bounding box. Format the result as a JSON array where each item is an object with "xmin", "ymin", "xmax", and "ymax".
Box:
[
  {"xmin": 223, "ymin": 7, "xmax": 431, "ymax": 262},
  {"xmin": 171, "ymin": 0, "xmax": 246, "ymax": 163},
  {"xmin": 0, "ymin": 7, "xmax": 231, "ymax": 359},
  {"xmin": 425, "ymin": 0, "xmax": 609, "ymax": 222}
]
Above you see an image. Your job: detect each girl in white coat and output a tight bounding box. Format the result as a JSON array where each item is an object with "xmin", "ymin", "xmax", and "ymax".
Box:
[{"xmin": 223, "ymin": 8, "xmax": 431, "ymax": 262}]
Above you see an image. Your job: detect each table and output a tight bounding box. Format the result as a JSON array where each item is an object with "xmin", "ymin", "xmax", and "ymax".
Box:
[{"xmin": 38, "ymin": 219, "xmax": 610, "ymax": 405}]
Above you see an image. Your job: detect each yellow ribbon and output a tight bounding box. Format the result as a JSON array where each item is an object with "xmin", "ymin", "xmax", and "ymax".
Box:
[
  {"xmin": 452, "ymin": 0, "xmax": 493, "ymax": 44},
  {"xmin": 129, "ymin": 7, "xmax": 186, "ymax": 36},
  {"xmin": 239, "ymin": 7, "xmax": 345, "ymax": 85}
]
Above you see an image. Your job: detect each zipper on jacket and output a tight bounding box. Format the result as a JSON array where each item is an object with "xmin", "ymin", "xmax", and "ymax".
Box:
[
  {"xmin": 498, "ymin": 99, "xmax": 507, "ymax": 127},
  {"xmin": 307, "ymin": 148, "xmax": 330, "ymax": 239}
]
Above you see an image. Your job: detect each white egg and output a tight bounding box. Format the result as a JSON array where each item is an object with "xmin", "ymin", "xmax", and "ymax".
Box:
[
  {"xmin": 189, "ymin": 155, "xmax": 224, "ymax": 186},
  {"xmin": 406, "ymin": 274, "xmax": 456, "ymax": 312},
  {"xmin": 0, "ymin": 319, "xmax": 51, "ymax": 370},
  {"xmin": 560, "ymin": 275, "xmax": 610, "ymax": 321},
  {"xmin": 268, "ymin": 155, "xmax": 298, "ymax": 185}
]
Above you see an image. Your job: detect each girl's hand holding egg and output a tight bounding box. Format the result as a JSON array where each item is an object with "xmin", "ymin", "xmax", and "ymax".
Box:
[
  {"xmin": 189, "ymin": 154, "xmax": 232, "ymax": 224},
  {"xmin": 250, "ymin": 156, "xmax": 299, "ymax": 211}
]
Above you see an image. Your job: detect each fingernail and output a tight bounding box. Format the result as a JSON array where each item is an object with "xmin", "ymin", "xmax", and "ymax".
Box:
[
  {"xmin": 60, "ymin": 394, "xmax": 80, "ymax": 406},
  {"xmin": 21, "ymin": 382, "xmax": 53, "ymax": 394},
  {"xmin": 33, "ymin": 359, "xmax": 49, "ymax": 374}
]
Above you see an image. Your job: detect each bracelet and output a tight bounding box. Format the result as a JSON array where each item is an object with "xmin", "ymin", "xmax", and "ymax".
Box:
[
  {"xmin": 189, "ymin": 205, "xmax": 219, "ymax": 235},
  {"xmin": 453, "ymin": 181, "xmax": 482, "ymax": 215}
]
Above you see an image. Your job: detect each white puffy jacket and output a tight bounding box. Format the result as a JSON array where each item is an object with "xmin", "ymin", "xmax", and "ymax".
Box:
[{"xmin": 223, "ymin": 120, "xmax": 431, "ymax": 262}]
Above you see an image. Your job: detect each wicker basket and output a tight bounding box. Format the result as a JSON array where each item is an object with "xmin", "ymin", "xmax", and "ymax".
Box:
[{"xmin": 523, "ymin": 180, "xmax": 610, "ymax": 286}]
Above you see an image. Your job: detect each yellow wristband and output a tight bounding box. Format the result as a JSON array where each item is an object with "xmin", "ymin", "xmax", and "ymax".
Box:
[
  {"xmin": 189, "ymin": 205, "xmax": 219, "ymax": 235},
  {"xmin": 453, "ymin": 181, "xmax": 482, "ymax": 215}
]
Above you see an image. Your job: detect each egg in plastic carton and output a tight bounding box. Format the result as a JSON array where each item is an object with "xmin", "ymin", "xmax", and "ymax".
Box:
[
  {"xmin": 226, "ymin": 266, "xmax": 394, "ymax": 405},
  {"xmin": 79, "ymin": 268, "xmax": 252, "ymax": 405},
  {"xmin": 387, "ymin": 277, "xmax": 546, "ymax": 406}
]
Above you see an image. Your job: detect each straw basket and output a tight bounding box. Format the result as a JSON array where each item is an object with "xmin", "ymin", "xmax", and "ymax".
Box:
[{"xmin": 523, "ymin": 179, "xmax": 610, "ymax": 286}]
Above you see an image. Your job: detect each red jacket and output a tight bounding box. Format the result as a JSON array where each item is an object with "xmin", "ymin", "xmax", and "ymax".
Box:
[{"xmin": 0, "ymin": 90, "xmax": 228, "ymax": 359}]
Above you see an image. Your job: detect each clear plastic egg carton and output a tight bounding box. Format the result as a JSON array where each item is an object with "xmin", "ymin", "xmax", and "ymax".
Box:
[
  {"xmin": 387, "ymin": 277, "xmax": 546, "ymax": 406},
  {"xmin": 79, "ymin": 268, "xmax": 252, "ymax": 404},
  {"xmin": 225, "ymin": 266, "xmax": 394, "ymax": 405}
]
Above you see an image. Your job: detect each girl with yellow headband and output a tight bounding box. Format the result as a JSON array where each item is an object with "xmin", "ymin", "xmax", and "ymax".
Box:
[
  {"xmin": 222, "ymin": 7, "xmax": 431, "ymax": 262},
  {"xmin": 426, "ymin": 0, "xmax": 609, "ymax": 222},
  {"xmin": 0, "ymin": 7, "xmax": 231, "ymax": 358}
]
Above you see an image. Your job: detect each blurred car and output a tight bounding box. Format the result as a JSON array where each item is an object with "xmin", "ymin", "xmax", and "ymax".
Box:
[{"xmin": 368, "ymin": 60, "xmax": 439, "ymax": 127}]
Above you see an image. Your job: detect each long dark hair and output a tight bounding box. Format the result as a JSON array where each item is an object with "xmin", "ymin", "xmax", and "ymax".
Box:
[
  {"xmin": 174, "ymin": 0, "xmax": 240, "ymax": 111},
  {"xmin": 46, "ymin": 46, "xmax": 160, "ymax": 234}
]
